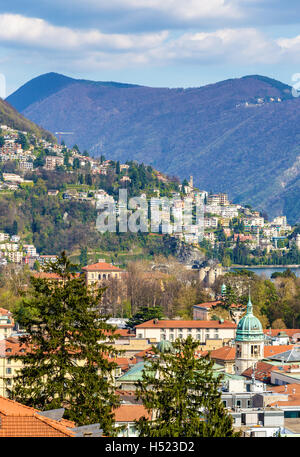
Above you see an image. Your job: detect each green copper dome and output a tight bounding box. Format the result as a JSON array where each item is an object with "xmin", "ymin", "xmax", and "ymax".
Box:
[
  {"xmin": 157, "ymin": 340, "xmax": 173, "ymax": 353},
  {"xmin": 235, "ymin": 294, "xmax": 264, "ymax": 342}
]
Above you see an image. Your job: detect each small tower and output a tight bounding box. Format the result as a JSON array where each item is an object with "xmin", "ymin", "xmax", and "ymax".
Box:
[
  {"xmin": 235, "ymin": 292, "xmax": 264, "ymax": 375},
  {"xmin": 221, "ymin": 283, "xmax": 227, "ymax": 300}
]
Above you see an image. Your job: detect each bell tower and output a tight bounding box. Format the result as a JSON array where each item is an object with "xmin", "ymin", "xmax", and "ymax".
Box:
[{"xmin": 235, "ymin": 292, "xmax": 264, "ymax": 375}]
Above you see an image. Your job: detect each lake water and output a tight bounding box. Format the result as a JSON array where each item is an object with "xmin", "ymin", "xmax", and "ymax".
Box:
[{"xmin": 230, "ymin": 266, "xmax": 300, "ymax": 278}]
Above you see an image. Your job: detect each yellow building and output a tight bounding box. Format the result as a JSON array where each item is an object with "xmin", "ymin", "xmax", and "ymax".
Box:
[{"xmin": 82, "ymin": 261, "xmax": 125, "ymax": 287}]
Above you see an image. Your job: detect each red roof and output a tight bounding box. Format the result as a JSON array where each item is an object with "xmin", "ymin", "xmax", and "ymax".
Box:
[
  {"xmin": 194, "ymin": 301, "xmax": 222, "ymax": 309},
  {"xmin": 264, "ymin": 329, "xmax": 300, "ymax": 338},
  {"xmin": 114, "ymin": 404, "xmax": 151, "ymax": 422},
  {"xmin": 106, "ymin": 356, "xmax": 136, "ymax": 369},
  {"xmin": 82, "ymin": 262, "xmax": 123, "ymax": 272},
  {"xmin": 268, "ymin": 395, "xmax": 300, "ymax": 407},
  {"xmin": 200, "ymin": 344, "xmax": 295, "ymax": 362},
  {"xmin": 0, "ymin": 396, "xmax": 75, "ymax": 437},
  {"xmin": 32, "ymin": 272, "xmax": 80, "ymax": 280},
  {"xmin": 268, "ymin": 383, "xmax": 300, "ymax": 395},
  {"xmin": 264, "ymin": 345, "xmax": 294, "ymax": 357},
  {"xmin": 135, "ymin": 348, "xmax": 155, "ymax": 359},
  {"xmin": 136, "ymin": 319, "xmax": 237, "ymax": 329},
  {"xmin": 0, "ymin": 308, "xmax": 11, "ymax": 316},
  {"xmin": 242, "ymin": 361, "xmax": 275, "ymax": 382},
  {"xmin": 194, "ymin": 301, "xmax": 245, "ymax": 310},
  {"xmin": 209, "ymin": 346, "xmax": 236, "ymax": 361}
]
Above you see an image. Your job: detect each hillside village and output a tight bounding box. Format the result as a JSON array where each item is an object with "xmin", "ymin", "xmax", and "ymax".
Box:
[{"xmin": 0, "ymin": 125, "xmax": 299, "ymax": 269}]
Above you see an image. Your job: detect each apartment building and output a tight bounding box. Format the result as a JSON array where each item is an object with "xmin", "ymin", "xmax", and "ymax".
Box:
[{"xmin": 135, "ymin": 319, "xmax": 236, "ymax": 344}]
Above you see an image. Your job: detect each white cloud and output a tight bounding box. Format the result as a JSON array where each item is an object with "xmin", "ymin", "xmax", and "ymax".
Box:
[
  {"xmin": 0, "ymin": 14, "xmax": 168, "ymax": 51},
  {"xmin": 1, "ymin": 12, "xmax": 300, "ymax": 73},
  {"xmin": 83, "ymin": 0, "xmax": 242, "ymax": 20}
]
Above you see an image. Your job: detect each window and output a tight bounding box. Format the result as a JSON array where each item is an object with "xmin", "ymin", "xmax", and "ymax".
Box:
[
  {"xmin": 251, "ymin": 345, "xmax": 260, "ymax": 356},
  {"xmin": 236, "ymin": 400, "xmax": 241, "ymax": 407},
  {"xmin": 223, "ymin": 400, "xmax": 227, "ymax": 407},
  {"xmin": 6, "ymin": 368, "xmax": 12, "ymax": 375}
]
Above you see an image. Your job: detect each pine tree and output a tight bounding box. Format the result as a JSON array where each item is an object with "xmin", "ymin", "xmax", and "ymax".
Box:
[
  {"xmin": 10, "ymin": 252, "xmax": 121, "ymax": 435},
  {"xmin": 222, "ymin": 284, "xmax": 238, "ymax": 310},
  {"xmin": 126, "ymin": 306, "xmax": 164, "ymax": 329},
  {"xmin": 135, "ymin": 336, "xmax": 240, "ymax": 437},
  {"xmin": 79, "ymin": 247, "xmax": 88, "ymax": 267}
]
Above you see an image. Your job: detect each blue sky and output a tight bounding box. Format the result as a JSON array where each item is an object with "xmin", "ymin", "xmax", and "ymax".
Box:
[{"xmin": 1, "ymin": 0, "xmax": 300, "ymax": 95}]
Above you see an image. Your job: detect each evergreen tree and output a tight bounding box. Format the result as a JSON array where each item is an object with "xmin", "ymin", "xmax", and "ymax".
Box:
[
  {"xmin": 10, "ymin": 252, "xmax": 121, "ymax": 434},
  {"xmin": 135, "ymin": 336, "xmax": 239, "ymax": 437},
  {"xmin": 222, "ymin": 284, "xmax": 237, "ymax": 310},
  {"xmin": 79, "ymin": 247, "xmax": 88, "ymax": 267},
  {"xmin": 16, "ymin": 132, "xmax": 29, "ymax": 151},
  {"xmin": 126, "ymin": 306, "xmax": 164, "ymax": 329}
]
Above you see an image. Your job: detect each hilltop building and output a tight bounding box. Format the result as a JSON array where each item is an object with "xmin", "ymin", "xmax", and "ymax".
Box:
[{"xmin": 82, "ymin": 261, "xmax": 125, "ymax": 287}]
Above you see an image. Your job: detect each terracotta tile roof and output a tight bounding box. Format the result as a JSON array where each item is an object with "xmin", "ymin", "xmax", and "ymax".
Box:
[
  {"xmin": 0, "ymin": 396, "xmax": 75, "ymax": 437},
  {"xmin": 114, "ymin": 329, "xmax": 135, "ymax": 338},
  {"xmin": 263, "ymin": 329, "xmax": 300, "ymax": 338},
  {"xmin": 194, "ymin": 301, "xmax": 222, "ymax": 309},
  {"xmin": 135, "ymin": 348, "xmax": 155, "ymax": 359},
  {"xmin": 32, "ymin": 272, "xmax": 80, "ymax": 280},
  {"xmin": 268, "ymin": 395, "xmax": 300, "ymax": 407},
  {"xmin": 0, "ymin": 308, "xmax": 11, "ymax": 316},
  {"xmin": 82, "ymin": 262, "xmax": 123, "ymax": 272},
  {"xmin": 114, "ymin": 404, "xmax": 151, "ymax": 422},
  {"xmin": 135, "ymin": 319, "xmax": 237, "ymax": 329},
  {"xmin": 194, "ymin": 301, "xmax": 244, "ymax": 310},
  {"xmin": 0, "ymin": 338, "xmax": 31, "ymax": 357},
  {"xmin": 106, "ymin": 356, "xmax": 136, "ymax": 369},
  {"xmin": 267, "ymin": 383, "xmax": 300, "ymax": 395},
  {"xmin": 242, "ymin": 361, "xmax": 275, "ymax": 382},
  {"xmin": 209, "ymin": 346, "xmax": 236, "ymax": 361},
  {"xmin": 263, "ymin": 345, "xmax": 294, "ymax": 357},
  {"xmin": 102, "ymin": 328, "xmax": 135, "ymax": 338},
  {"xmin": 273, "ymin": 364, "xmax": 300, "ymax": 373}
]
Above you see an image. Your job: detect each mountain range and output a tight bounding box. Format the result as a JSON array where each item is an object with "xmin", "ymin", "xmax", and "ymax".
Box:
[{"xmin": 6, "ymin": 72, "xmax": 300, "ymax": 223}]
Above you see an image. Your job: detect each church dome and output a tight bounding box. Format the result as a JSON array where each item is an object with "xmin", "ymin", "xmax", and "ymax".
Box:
[
  {"xmin": 235, "ymin": 295, "xmax": 264, "ymax": 342},
  {"xmin": 157, "ymin": 340, "xmax": 173, "ymax": 353}
]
